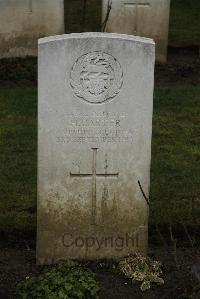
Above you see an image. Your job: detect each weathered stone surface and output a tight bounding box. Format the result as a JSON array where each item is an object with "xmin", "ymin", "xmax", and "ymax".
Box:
[
  {"xmin": 37, "ymin": 32, "xmax": 155, "ymax": 264},
  {"xmin": 102, "ymin": 0, "xmax": 170, "ymax": 63},
  {"xmin": 0, "ymin": 0, "xmax": 64, "ymax": 58}
]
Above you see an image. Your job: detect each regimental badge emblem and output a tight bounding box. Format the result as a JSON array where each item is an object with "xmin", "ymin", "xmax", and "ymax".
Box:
[{"xmin": 70, "ymin": 52, "xmax": 123, "ymax": 104}]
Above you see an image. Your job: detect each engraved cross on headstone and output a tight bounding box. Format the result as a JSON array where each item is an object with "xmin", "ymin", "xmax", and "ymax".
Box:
[
  {"xmin": 123, "ymin": 0, "xmax": 150, "ymax": 33},
  {"xmin": 70, "ymin": 148, "xmax": 119, "ymax": 225}
]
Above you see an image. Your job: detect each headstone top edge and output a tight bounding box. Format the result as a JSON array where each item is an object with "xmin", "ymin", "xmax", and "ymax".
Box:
[{"xmin": 38, "ymin": 32, "xmax": 155, "ymax": 46}]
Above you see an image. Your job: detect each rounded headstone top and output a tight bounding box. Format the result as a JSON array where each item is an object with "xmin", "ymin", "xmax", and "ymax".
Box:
[{"xmin": 38, "ymin": 32, "xmax": 155, "ymax": 46}]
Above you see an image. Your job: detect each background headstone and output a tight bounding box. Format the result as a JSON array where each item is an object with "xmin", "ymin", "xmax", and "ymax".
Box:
[
  {"xmin": 0, "ymin": 0, "xmax": 64, "ymax": 58},
  {"xmin": 102, "ymin": 0, "xmax": 170, "ymax": 63},
  {"xmin": 37, "ymin": 32, "xmax": 155, "ymax": 264}
]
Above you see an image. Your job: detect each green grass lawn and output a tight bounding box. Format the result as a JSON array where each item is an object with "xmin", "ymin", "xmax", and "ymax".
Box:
[
  {"xmin": 150, "ymin": 86, "xmax": 200, "ymax": 225},
  {"xmin": 65, "ymin": 0, "xmax": 101, "ymax": 33},
  {"xmin": 0, "ymin": 89, "xmax": 37, "ymax": 231},
  {"xmin": 64, "ymin": 0, "xmax": 200, "ymax": 46},
  {"xmin": 169, "ymin": 0, "xmax": 200, "ymax": 47},
  {"xmin": 0, "ymin": 86, "xmax": 199, "ymax": 232}
]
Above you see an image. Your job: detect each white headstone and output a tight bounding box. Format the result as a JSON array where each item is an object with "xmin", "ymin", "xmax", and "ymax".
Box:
[
  {"xmin": 0, "ymin": 0, "xmax": 64, "ymax": 58},
  {"xmin": 102, "ymin": 0, "xmax": 170, "ymax": 63},
  {"xmin": 37, "ymin": 32, "xmax": 155, "ymax": 264}
]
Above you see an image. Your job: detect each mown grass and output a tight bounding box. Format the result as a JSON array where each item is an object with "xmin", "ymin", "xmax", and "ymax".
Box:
[
  {"xmin": 0, "ymin": 89, "xmax": 37, "ymax": 231},
  {"xmin": 150, "ymin": 86, "xmax": 200, "ymax": 225},
  {"xmin": 0, "ymin": 86, "xmax": 199, "ymax": 231},
  {"xmin": 64, "ymin": 0, "xmax": 101, "ymax": 33},
  {"xmin": 169, "ymin": 0, "xmax": 200, "ymax": 47},
  {"xmin": 64, "ymin": 0, "xmax": 200, "ymax": 46}
]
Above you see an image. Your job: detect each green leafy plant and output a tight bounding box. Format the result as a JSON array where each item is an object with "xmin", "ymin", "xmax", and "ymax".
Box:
[
  {"xmin": 17, "ymin": 260, "xmax": 100, "ymax": 298},
  {"xmin": 118, "ymin": 253, "xmax": 164, "ymax": 291}
]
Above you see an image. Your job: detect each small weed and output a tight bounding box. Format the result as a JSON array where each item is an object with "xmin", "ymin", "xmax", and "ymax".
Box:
[{"xmin": 118, "ymin": 253, "xmax": 164, "ymax": 291}]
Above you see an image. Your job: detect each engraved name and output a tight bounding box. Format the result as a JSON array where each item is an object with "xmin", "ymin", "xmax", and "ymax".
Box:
[{"xmin": 56, "ymin": 112, "xmax": 134, "ymax": 144}]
